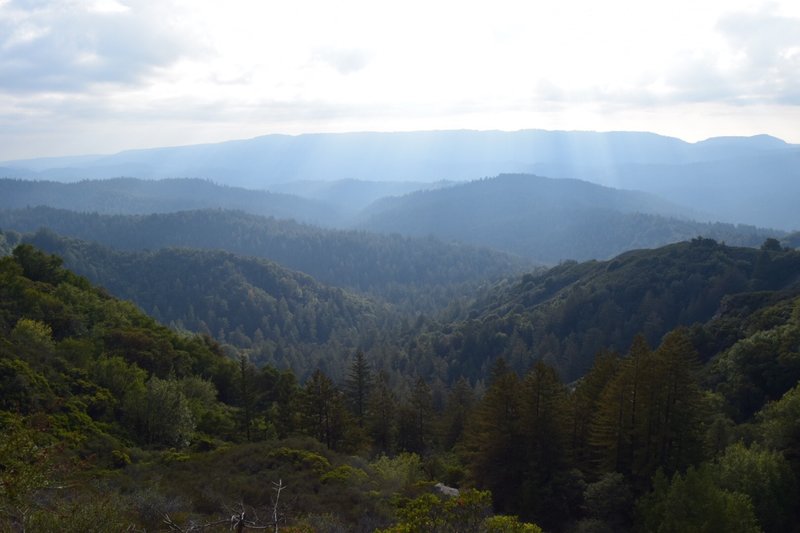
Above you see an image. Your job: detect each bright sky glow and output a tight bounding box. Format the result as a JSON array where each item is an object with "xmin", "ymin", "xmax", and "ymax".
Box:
[{"xmin": 1, "ymin": 0, "xmax": 799, "ymax": 159}]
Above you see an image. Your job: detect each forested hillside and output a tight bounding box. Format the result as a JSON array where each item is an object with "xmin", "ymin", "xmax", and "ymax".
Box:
[
  {"xmin": 3, "ymin": 241, "xmax": 800, "ymax": 532},
  {"xmin": 0, "ymin": 207, "xmax": 531, "ymax": 310},
  {"xmin": 358, "ymin": 174, "xmax": 781, "ymax": 262},
  {"xmin": 398, "ymin": 238, "xmax": 800, "ymax": 382},
  {"xmin": 22, "ymin": 229, "xmax": 387, "ymax": 380},
  {"xmin": 0, "ymin": 177, "xmax": 345, "ymax": 227}
]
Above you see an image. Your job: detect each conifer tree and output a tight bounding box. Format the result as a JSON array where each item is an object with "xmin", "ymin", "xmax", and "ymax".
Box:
[
  {"xmin": 568, "ymin": 350, "xmax": 620, "ymax": 474},
  {"xmin": 345, "ymin": 350, "xmax": 372, "ymax": 427},
  {"xmin": 366, "ymin": 370, "xmax": 397, "ymax": 454},
  {"xmin": 468, "ymin": 359, "xmax": 526, "ymax": 513},
  {"xmin": 301, "ymin": 369, "xmax": 349, "ymax": 450},
  {"xmin": 591, "ymin": 335, "xmax": 652, "ymax": 477}
]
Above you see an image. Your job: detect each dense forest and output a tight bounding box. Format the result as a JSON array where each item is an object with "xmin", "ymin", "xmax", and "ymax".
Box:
[
  {"xmin": 21, "ymin": 229, "xmax": 389, "ymax": 380},
  {"xmin": 0, "ymin": 207, "xmax": 531, "ymax": 312},
  {"xmin": 2, "ymin": 233, "xmax": 800, "ymax": 531},
  {"xmin": 0, "ymin": 177, "xmax": 344, "ymax": 227},
  {"xmin": 0, "ymin": 175, "xmax": 785, "ymax": 265},
  {"xmin": 357, "ymin": 174, "xmax": 781, "ymax": 262}
]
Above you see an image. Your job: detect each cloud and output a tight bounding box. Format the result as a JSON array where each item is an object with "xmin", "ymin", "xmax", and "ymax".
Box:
[
  {"xmin": 716, "ymin": 7, "xmax": 800, "ymax": 104},
  {"xmin": 0, "ymin": 0, "xmax": 201, "ymax": 93},
  {"xmin": 653, "ymin": 6, "xmax": 800, "ymax": 106},
  {"xmin": 312, "ymin": 47, "xmax": 370, "ymax": 75}
]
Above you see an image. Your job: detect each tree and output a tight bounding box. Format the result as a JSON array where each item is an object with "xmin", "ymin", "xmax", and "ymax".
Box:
[
  {"xmin": 518, "ymin": 360, "xmax": 576, "ymax": 529},
  {"xmin": 440, "ymin": 377, "xmax": 475, "ymax": 450},
  {"xmin": 467, "ymin": 359, "xmax": 526, "ymax": 513},
  {"xmin": 122, "ymin": 376, "xmax": 195, "ymax": 447},
  {"xmin": 367, "ymin": 370, "xmax": 397, "ymax": 454},
  {"xmin": 713, "ymin": 443, "xmax": 799, "ymax": 533},
  {"xmin": 239, "ymin": 355, "xmax": 256, "ymax": 441},
  {"xmin": 642, "ymin": 329, "xmax": 705, "ymax": 476},
  {"xmin": 345, "ymin": 350, "xmax": 372, "ymax": 427},
  {"xmin": 397, "ymin": 377, "xmax": 435, "ymax": 454},
  {"xmin": 637, "ymin": 467, "xmax": 760, "ymax": 533},
  {"xmin": 301, "ymin": 369, "xmax": 350, "ymax": 450},
  {"xmin": 569, "ymin": 350, "xmax": 621, "ymax": 474},
  {"xmin": 590, "ymin": 336, "xmax": 651, "ymax": 477}
]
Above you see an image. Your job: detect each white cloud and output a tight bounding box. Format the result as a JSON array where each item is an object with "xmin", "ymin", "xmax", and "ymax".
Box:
[
  {"xmin": 0, "ymin": 0, "xmax": 201, "ymax": 92},
  {"xmin": 1, "ymin": 0, "xmax": 800, "ymax": 159}
]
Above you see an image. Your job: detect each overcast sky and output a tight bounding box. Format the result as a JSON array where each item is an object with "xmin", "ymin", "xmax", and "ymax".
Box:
[{"xmin": 1, "ymin": 0, "xmax": 799, "ymax": 160}]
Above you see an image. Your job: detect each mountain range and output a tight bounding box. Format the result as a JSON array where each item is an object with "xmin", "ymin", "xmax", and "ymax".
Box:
[
  {"xmin": 2, "ymin": 129, "xmax": 798, "ymax": 230},
  {"xmin": 0, "ymin": 175, "xmax": 783, "ymax": 264}
]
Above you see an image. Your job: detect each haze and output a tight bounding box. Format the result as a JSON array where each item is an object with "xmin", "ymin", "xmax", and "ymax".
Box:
[{"xmin": 2, "ymin": 0, "xmax": 800, "ymax": 160}]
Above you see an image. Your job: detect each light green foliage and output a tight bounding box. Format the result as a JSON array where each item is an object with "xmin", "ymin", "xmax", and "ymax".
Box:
[
  {"xmin": 268, "ymin": 447, "xmax": 331, "ymax": 474},
  {"xmin": 637, "ymin": 467, "xmax": 762, "ymax": 533},
  {"xmin": 91, "ymin": 355, "xmax": 147, "ymax": 402},
  {"xmin": 757, "ymin": 382, "xmax": 800, "ymax": 481},
  {"xmin": 0, "ymin": 357, "xmax": 53, "ymax": 413},
  {"xmin": 378, "ymin": 489, "xmax": 492, "ymax": 533},
  {"xmin": 11, "ymin": 317, "xmax": 53, "ymax": 348},
  {"xmin": 122, "ymin": 376, "xmax": 195, "ymax": 447},
  {"xmin": 378, "ymin": 489, "xmax": 543, "ymax": 533},
  {"xmin": 0, "ymin": 414, "xmax": 57, "ymax": 529},
  {"xmin": 370, "ymin": 452, "xmax": 423, "ymax": 493},
  {"xmin": 482, "ymin": 514, "xmax": 543, "ymax": 533},
  {"xmin": 713, "ymin": 443, "xmax": 798, "ymax": 533},
  {"xmin": 321, "ymin": 464, "xmax": 368, "ymax": 484}
]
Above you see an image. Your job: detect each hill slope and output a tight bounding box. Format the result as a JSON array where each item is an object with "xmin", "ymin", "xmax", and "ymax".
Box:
[
  {"xmin": 3, "ymin": 129, "xmax": 799, "ymax": 229},
  {"xmin": 357, "ymin": 174, "xmax": 780, "ymax": 262},
  {"xmin": 22, "ymin": 230, "xmax": 386, "ymax": 378},
  {"xmin": 401, "ymin": 238, "xmax": 800, "ymax": 382},
  {"xmin": 0, "ymin": 207, "xmax": 532, "ymax": 310},
  {"xmin": 0, "ymin": 177, "xmax": 344, "ymax": 227}
]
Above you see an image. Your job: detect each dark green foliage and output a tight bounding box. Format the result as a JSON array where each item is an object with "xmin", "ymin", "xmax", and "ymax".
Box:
[
  {"xmin": 367, "ymin": 370, "xmax": 398, "ymax": 454},
  {"xmin": 3, "ymin": 229, "xmax": 800, "ymax": 531},
  {"xmin": 0, "ymin": 206, "xmax": 530, "ymax": 311},
  {"xmin": 20, "ymin": 230, "xmax": 387, "ymax": 380},
  {"xmin": 300, "ymin": 369, "xmax": 354, "ymax": 451},
  {"xmin": 708, "ymin": 296, "xmax": 800, "ymax": 421},
  {"xmin": 410, "ymin": 238, "xmax": 800, "ymax": 382},
  {"xmin": 345, "ymin": 350, "xmax": 373, "ymax": 426}
]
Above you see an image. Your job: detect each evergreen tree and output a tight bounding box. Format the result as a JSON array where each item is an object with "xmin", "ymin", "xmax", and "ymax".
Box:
[
  {"xmin": 590, "ymin": 335, "xmax": 651, "ymax": 477},
  {"xmin": 366, "ymin": 370, "xmax": 397, "ymax": 454},
  {"xmin": 467, "ymin": 359, "xmax": 526, "ymax": 513},
  {"xmin": 441, "ymin": 377, "xmax": 475, "ymax": 450},
  {"xmin": 518, "ymin": 360, "xmax": 574, "ymax": 528},
  {"xmin": 568, "ymin": 350, "xmax": 621, "ymax": 474},
  {"xmin": 640, "ymin": 329, "xmax": 705, "ymax": 477},
  {"xmin": 301, "ymin": 369, "xmax": 350, "ymax": 450},
  {"xmin": 345, "ymin": 350, "xmax": 372, "ymax": 427},
  {"xmin": 397, "ymin": 377, "xmax": 435, "ymax": 454}
]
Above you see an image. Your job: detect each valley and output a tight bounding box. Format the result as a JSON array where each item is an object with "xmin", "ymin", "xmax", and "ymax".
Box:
[{"xmin": 1, "ymin": 130, "xmax": 799, "ymax": 532}]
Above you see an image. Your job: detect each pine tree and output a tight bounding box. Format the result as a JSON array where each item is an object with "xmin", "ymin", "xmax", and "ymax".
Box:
[
  {"xmin": 366, "ymin": 370, "xmax": 397, "ymax": 454},
  {"xmin": 441, "ymin": 376, "xmax": 475, "ymax": 449},
  {"xmin": 591, "ymin": 335, "xmax": 651, "ymax": 477},
  {"xmin": 345, "ymin": 350, "xmax": 372, "ymax": 427},
  {"xmin": 301, "ymin": 369, "xmax": 350, "ymax": 450},
  {"xmin": 467, "ymin": 359, "xmax": 526, "ymax": 513},
  {"xmin": 397, "ymin": 377, "xmax": 435, "ymax": 453},
  {"xmin": 568, "ymin": 350, "xmax": 621, "ymax": 474}
]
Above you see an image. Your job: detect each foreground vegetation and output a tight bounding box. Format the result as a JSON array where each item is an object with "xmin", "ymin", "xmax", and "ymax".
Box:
[{"xmin": 2, "ymin": 239, "xmax": 799, "ymax": 531}]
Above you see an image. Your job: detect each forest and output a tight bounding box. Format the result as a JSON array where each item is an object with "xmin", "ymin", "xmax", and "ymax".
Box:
[{"xmin": 2, "ymin": 227, "xmax": 799, "ymax": 531}]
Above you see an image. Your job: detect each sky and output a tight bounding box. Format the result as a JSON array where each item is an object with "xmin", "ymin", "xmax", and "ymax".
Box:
[{"xmin": 1, "ymin": 0, "xmax": 799, "ymax": 160}]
